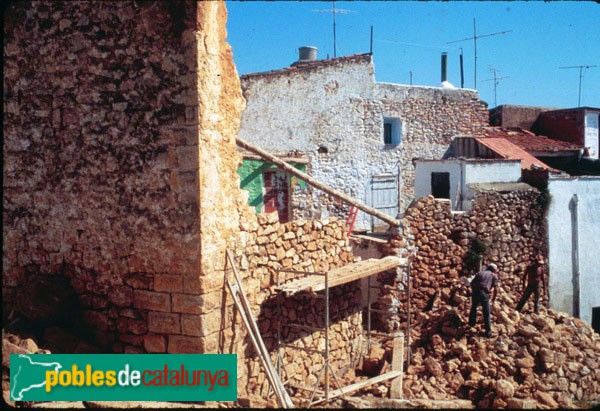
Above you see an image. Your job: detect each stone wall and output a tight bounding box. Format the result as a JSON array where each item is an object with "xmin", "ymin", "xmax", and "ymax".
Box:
[
  {"xmin": 3, "ymin": 1, "xmax": 247, "ymax": 354},
  {"xmin": 238, "ymin": 55, "xmax": 489, "ymax": 230},
  {"xmin": 377, "ymin": 189, "xmax": 547, "ymax": 330},
  {"xmin": 375, "ymin": 84, "xmax": 489, "ymax": 211},
  {"xmin": 227, "ymin": 212, "xmax": 362, "ymax": 399}
]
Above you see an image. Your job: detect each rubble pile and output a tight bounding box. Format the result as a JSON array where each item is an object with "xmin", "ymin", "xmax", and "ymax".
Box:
[
  {"xmin": 372, "ymin": 194, "xmax": 599, "ymax": 407},
  {"xmin": 236, "ymin": 213, "xmax": 364, "ymax": 398},
  {"xmin": 402, "ymin": 301, "xmax": 599, "ymax": 408}
]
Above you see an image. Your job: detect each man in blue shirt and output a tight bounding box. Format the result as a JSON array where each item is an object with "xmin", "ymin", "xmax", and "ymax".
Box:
[{"xmin": 468, "ymin": 263, "xmax": 499, "ymax": 338}]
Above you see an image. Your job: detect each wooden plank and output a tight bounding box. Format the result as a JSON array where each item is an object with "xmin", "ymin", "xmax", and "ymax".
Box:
[
  {"xmin": 390, "ymin": 333, "xmax": 404, "ymax": 399},
  {"xmin": 309, "ymin": 371, "xmax": 403, "ymax": 406},
  {"xmin": 237, "ymin": 137, "xmax": 401, "ymax": 227},
  {"xmin": 277, "ymin": 256, "xmax": 406, "ymax": 295},
  {"xmin": 226, "ymin": 251, "xmax": 294, "ymax": 409}
]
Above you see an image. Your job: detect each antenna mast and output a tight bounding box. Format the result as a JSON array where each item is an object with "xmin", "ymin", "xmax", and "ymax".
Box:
[
  {"xmin": 448, "ymin": 18, "xmax": 512, "ymax": 89},
  {"xmin": 559, "ymin": 65, "xmax": 597, "ymax": 106},
  {"xmin": 313, "ymin": 1, "xmax": 354, "ymax": 58},
  {"xmin": 482, "ymin": 67, "xmax": 509, "ymax": 107}
]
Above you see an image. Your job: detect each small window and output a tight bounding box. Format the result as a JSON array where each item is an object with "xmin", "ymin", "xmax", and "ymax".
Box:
[{"xmin": 383, "ymin": 117, "xmax": 401, "ymax": 145}]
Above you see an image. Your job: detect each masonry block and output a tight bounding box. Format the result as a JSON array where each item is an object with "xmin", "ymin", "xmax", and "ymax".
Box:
[
  {"xmin": 168, "ymin": 335, "xmax": 203, "ymax": 353},
  {"xmin": 108, "ymin": 285, "xmax": 134, "ymax": 307},
  {"xmin": 144, "ymin": 334, "xmax": 167, "ymax": 353},
  {"xmin": 148, "ymin": 311, "xmax": 181, "ymax": 334},
  {"xmin": 172, "ymin": 293, "xmax": 202, "ymax": 314},
  {"xmin": 133, "ymin": 290, "xmax": 170, "ymax": 312},
  {"xmin": 154, "ymin": 274, "xmax": 184, "ymax": 293}
]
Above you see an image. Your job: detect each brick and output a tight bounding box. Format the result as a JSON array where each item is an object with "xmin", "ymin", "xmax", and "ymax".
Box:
[
  {"xmin": 148, "ymin": 311, "xmax": 181, "ymax": 334},
  {"xmin": 154, "ymin": 274, "xmax": 183, "ymax": 293},
  {"xmin": 116, "ymin": 318, "xmax": 147, "ymax": 335},
  {"xmin": 167, "ymin": 335, "xmax": 202, "ymax": 354},
  {"xmin": 108, "ymin": 285, "xmax": 133, "ymax": 307},
  {"xmin": 123, "ymin": 273, "xmax": 153, "ymax": 290},
  {"xmin": 172, "ymin": 293, "xmax": 202, "ymax": 314},
  {"xmin": 119, "ymin": 334, "xmax": 144, "ymax": 346},
  {"xmin": 144, "ymin": 334, "xmax": 167, "ymax": 353},
  {"xmin": 133, "ymin": 290, "xmax": 170, "ymax": 312},
  {"xmin": 180, "ymin": 314, "xmax": 202, "ymax": 337}
]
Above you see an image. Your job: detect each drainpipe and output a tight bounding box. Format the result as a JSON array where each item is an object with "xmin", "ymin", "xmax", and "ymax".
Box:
[{"xmin": 571, "ymin": 194, "xmax": 580, "ymax": 318}]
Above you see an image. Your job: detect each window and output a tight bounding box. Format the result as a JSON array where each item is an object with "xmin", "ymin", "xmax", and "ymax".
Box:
[
  {"xmin": 383, "ymin": 117, "xmax": 401, "ymax": 145},
  {"xmin": 431, "ymin": 172, "xmax": 450, "ymax": 199}
]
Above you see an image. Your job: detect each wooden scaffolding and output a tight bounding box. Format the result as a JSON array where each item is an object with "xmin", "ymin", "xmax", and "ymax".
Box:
[{"xmin": 273, "ymin": 256, "xmax": 411, "ymax": 407}]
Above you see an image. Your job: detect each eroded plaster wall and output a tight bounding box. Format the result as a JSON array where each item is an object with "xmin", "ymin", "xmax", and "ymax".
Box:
[{"xmin": 239, "ymin": 56, "xmax": 489, "ymax": 231}]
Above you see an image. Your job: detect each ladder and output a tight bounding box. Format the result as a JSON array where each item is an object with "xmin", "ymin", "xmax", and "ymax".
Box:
[
  {"xmin": 345, "ymin": 206, "xmax": 358, "ymax": 236},
  {"xmin": 225, "ymin": 250, "xmax": 294, "ymax": 408}
]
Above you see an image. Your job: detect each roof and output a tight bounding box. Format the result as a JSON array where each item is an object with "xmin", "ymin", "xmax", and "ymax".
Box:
[
  {"xmin": 486, "ymin": 127, "xmax": 581, "ymax": 153},
  {"xmin": 469, "ymin": 182, "xmax": 534, "ymax": 193},
  {"xmin": 240, "ymin": 53, "xmax": 372, "ymax": 80},
  {"xmin": 475, "ymin": 137, "xmax": 559, "ymax": 172}
]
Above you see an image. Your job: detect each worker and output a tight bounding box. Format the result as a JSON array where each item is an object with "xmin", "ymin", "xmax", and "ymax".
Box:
[
  {"xmin": 468, "ymin": 263, "xmax": 499, "ymax": 338},
  {"xmin": 516, "ymin": 254, "xmax": 546, "ymax": 314}
]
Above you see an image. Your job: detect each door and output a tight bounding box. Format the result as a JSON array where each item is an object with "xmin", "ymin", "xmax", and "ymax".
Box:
[
  {"xmin": 431, "ymin": 172, "xmax": 450, "ymax": 199},
  {"xmin": 263, "ymin": 170, "xmax": 289, "ymax": 223},
  {"xmin": 370, "ymin": 174, "xmax": 399, "ymax": 231}
]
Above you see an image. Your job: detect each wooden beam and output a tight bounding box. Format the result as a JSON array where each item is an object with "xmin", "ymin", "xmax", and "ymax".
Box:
[
  {"xmin": 236, "ymin": 137, "xmax": 401, "ymax": 227},
  {"xmin": 309, "ymin": 370, "xmax": 403, "ymax": 406},
  {"xmin": 390, "ymin": 333, "xmax": 404, "ymax": 398},
  {"xmin": 276, "ymin": 256, "xmax": 406, "ymax": 295}
]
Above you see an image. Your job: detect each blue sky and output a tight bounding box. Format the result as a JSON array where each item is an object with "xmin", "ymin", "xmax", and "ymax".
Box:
[{"xmin": 226, "ymin": 1, "xmax": 600, "ymax": 109}]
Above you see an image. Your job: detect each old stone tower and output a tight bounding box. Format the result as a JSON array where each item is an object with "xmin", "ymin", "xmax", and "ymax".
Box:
[{"xmin": 3, "ymin": 1, "xmax": 248, "ymax": 354}]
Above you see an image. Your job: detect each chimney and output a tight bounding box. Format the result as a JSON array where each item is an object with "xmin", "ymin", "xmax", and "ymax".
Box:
[
  {"xmin": 292, "ymin": 46, "xmax": 317, "ymax": 66},
  {"xmin": 441, "ymin": 52, "xmax": 448, "ymax": 83}
]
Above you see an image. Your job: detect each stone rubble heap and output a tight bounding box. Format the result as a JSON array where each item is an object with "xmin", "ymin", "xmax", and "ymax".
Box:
[{"xmin": 367, "ymin": 194, "xmax": 599, "ymax": 408}]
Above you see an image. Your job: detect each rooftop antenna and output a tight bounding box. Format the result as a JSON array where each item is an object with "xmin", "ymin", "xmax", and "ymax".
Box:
[
  {"xmin": 448, "ymin": 18, "xmax": 512, "ymax": 89},
  {"xmin": 559, "ymin": 65, "xmax": 597, "ymax": 106},
  {"xmin": 482, "ymin": 66, "xmax": 509, "ymax": 107},
  {"xmin": 313, "ymin": 1, "xmax": 354, "ymax": 58}
]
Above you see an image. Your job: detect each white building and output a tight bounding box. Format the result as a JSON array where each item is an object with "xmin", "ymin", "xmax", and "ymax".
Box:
[{"xmin": 238, "ymin": 50, "xmax": 489, "ymax": 230}]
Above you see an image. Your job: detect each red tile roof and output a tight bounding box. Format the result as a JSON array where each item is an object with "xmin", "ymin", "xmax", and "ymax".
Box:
[
  {"xmin": 240, "ymin": 53, "xmax": 372, "ymax": 80},
  {"xmin": 475, "ymin": 137, "xmax": 559, "ymax": 172},
  {"xmin": 486, "ymin": 127, "xmax": 581, "ymax": 153}
]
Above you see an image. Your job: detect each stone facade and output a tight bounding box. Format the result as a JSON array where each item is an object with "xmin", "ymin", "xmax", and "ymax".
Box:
[
  {"xmin": 3, "ymin": 1, "xmax": 246, "ymax": 354},
  {"xmin": 238, "ymin": 54, "xmax": 489, "ymax": 230},
  {"xmin": 377, "ymin": 189, "xmax": 547, "ymax": 330},
  {"xmin": 228, "ymin": 213, "xmax": 362, "ymax": 398}
]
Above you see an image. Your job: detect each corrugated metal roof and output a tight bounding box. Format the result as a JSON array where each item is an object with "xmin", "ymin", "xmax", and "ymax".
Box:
[
  {"xmin": 475, "ymin": 137, "xmax": 559, "ymax": 172},
  {"xmin": 486, "ymin": 127, "xmax": 581, "ymax": 152}
]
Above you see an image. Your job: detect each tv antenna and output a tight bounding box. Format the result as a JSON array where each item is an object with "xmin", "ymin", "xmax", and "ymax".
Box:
[
  {"xmin": 448, "ymin": 18, "xmax": 512, "ymax": 89},
  {"xmin": 558, "ymin": 65, "xmax": 597, "ymax": 106},
  {"xmin": 482, "ymin": 67, "xmax": 509, "ymax": 107},
  {"xmin": 313, "ymin": 1, "xmax": 355, "ymax": 58}
]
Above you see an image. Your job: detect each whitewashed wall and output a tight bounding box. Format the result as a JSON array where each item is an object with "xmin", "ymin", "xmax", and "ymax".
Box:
[
  {"xmin": 239, "ymin": 56, "xmax": 488, "ymax": 230},
  {"xmin": 547, "ymin": 176, "xmax": 600, "ymax": 325},
  {"xmin": 414, "ymin": 160, "xmax": 462, "ymax": 206}
]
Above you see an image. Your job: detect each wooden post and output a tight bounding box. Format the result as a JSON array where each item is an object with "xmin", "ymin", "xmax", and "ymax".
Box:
[
  {"xmin": 390, "ymin": 332, "xmax": 404, "ymax": 398},
  {"xmin": 236, "ymin": 137, "xmax": 401, "ymax": 227}
]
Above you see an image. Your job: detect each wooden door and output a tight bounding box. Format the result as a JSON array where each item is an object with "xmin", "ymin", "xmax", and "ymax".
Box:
[{"xmin": 263, "ymin": 170, "xmax": 289, "ymax": 223}]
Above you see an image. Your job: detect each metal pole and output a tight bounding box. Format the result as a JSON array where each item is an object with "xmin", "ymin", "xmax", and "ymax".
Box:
[
  {"xmin": 406, "ymin": 264, "xmax": 412, "ymax": 365},
  {"xmin": 578, "ymin": 67, "xmax": 583, "ymax": 107},
  {"xmin": 325, "ymin": 272, "xmax": 330, "ymax": 401},
  {"xmin": 367, "ymin": 275, "xmax": 372, "ymax": 352},
  {"xmin": 409, "ymin": 71, "xmax": 413, "ymax": 85},
  {"xmin": 459, "ymin": 48, "xmax": 464, "ymax": 88},
  {"xmin": 473, "ymin": 18, "xmax": 477, "ymax": 89},
  {"xmin": 370, "ymin": 25, "xmax": 373, "ymax": 54},
  {"xmin": 333, "ymin": 1, "xmax": 337, "ymax": 58},
  {"xmin": 277, "ymin": 271, "xmax": 282, "ymax": 377}
]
